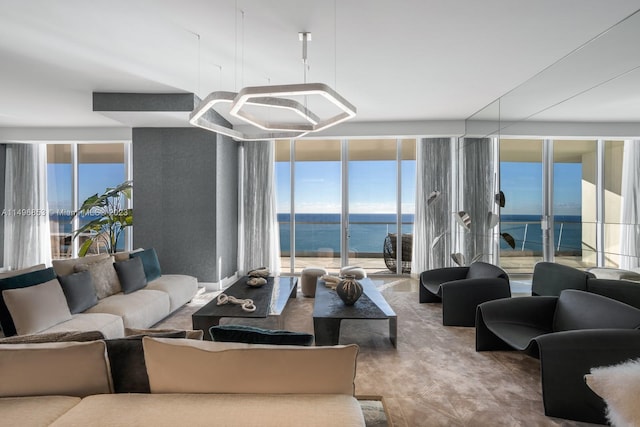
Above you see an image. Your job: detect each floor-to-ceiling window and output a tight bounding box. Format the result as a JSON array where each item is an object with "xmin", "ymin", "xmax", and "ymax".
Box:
[
  {"xmin": 499, "ymin": 138, "xmax": 628, "ymax": 274},
  {"xmin": 47, "ymin": 142, "xmax": 130, "ymax": 259},
  {"xmin": 554, "ymin": 140, "xmax": 597, "ymax": 268},
  {"xmin": 275, "ymin": 138, "xmax": 416, "ymax": 275},
  {"xmin": 47, "ymin": 145, "xmax": 73, "ymax": 259},
  {"xmin": 499, "ymin": 139, "xmax": 544, "ymax": 273}
]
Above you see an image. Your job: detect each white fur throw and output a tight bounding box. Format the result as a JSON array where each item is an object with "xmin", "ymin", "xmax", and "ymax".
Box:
[{"xmin": 585, "ymin": 358, "xmax": 640, "ymax": 427}]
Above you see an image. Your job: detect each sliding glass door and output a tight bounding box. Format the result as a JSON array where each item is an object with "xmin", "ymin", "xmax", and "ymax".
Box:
[{"xmin": 275, "ymin": 138, "xmax": 416, "ymax": 275}]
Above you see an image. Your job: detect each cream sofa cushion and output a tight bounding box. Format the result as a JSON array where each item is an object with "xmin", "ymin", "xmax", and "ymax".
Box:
[
  {"xmin": 42, "ymin": 312, "xmax": 125, "ymax": 339},
  {"xmin": 143, "ymin": 338, "xmax": 358, "ymax": 395},
  {"xmin": 146, "ymin": 274, "xmax": 198, "ymax": 312},
  {"xmin": 52, "ymin": 253, "xmax": 110, "ymax": 277},
  {"xmin": 85, "ymin": 290, "xmax": 170, "ymax": 329},
  {"xmin": 0, "ymin": 396, "xmax": 81, "ymax": 427},
  {"xmin": 50, "ymin": 393, "xmax": 365, "ymax": 427},
  {"xmin": 0, "ymin": 341, "xmax": 112, "ymax": 397},
  {"xmin": 2, "ymin": 279, "xmax": 72, "ymax": 335}
]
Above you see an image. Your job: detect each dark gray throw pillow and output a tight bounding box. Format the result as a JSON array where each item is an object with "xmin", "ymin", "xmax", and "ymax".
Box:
[
  {"xmin": 130, "ymin": 248, "xmax": 161, "ymax": 282},
  {"xmin": 105, "ymin": 331, "xmax": 186, "ymax": 393},
  {"xmin": 209, "ymin": 325, "xmax": 314, "ymax": 346},
  {"xmin": 58, "ymin": 270, "xmax": 99, "ymax": 314},
  {"xmin": 114, "ymin": 257, "xmax": 147, "ymax": 294}
]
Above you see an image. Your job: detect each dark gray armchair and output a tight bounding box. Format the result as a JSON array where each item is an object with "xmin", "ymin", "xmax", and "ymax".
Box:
[
  {"xmin": 476, "ymin": 289, "xmax": 640, "ymax": 424},
  {"xmin": 419, "ymin": 261, "xmax": 510, "ymax": 326},
  {"xmin": 531, "ymin": 261, "xmax": 594, "ymax": 296}
]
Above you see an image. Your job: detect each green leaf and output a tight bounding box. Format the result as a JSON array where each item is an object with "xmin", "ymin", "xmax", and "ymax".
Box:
[
  {"xmin": 78, "ymin": 239, "xmax": 94, "ymax": 257},
  {"xmin": 72, "ymin": 180, "xmax": 133, "ymax": 255}
]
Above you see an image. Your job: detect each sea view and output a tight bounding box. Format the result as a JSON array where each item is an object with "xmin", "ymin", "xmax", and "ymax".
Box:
[
  {"xmin": 277, "ymin": 213, "xmax": 583, "ymax": 256},
  {"xmin": 50, "ymin": 213, "xmax": 126, "ymax": 252}
]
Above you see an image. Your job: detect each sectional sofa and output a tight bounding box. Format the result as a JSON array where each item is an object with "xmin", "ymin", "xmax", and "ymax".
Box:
[
  {"xmin": 0, "ymin": 337, "xmax": 365, "ymax": 427},
  {"xmin": 0, "ymin": 249, "xmax": 198, "ymax": 339}
]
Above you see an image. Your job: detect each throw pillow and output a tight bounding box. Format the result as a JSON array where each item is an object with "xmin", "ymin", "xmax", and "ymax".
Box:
[
  {"xmin": 2, "ymin": 279, "xmax": 73, "ymax": 336},
  {"xmin": 143, "ymin": 338, "xmax": 359, "ymax": 395},
  {"xmin": 74, "ymin": 257, "xmax": 121, "ymax": 299},
  {"xmin": 0, "ymin": 267, "xmax": 57, "ymax": 336},
  {"xmin": 57, "ymin": 270, "xmax": 98, "ymax": 314},
  {"xmin": 130, "ymin": 248, "xmax": 161, "ymax": 282},
  {"xmin": 125, "ymin": 327, "xmax": 204, "ymax": 340},
  {"xmin": 105, "ymin": 331, "xmax": 186, "ymax": 393},
  {"xmin": 0, "ymin": 340, "xmax": 112, "ymax": 397},
  {"xmin": 51, "ymin": 253, "xmax": 111, "ymax": 277},
  {"xmin": 586, "ymin": 358, "xmax": 640, "ymax": 426},
  {"xmin": 209, "ymin": 325, "xmax": 314, "ymax": 346},
  {"xmin": 114, "ymin": 257, "xmax": 147, "ymax": 294},
  {"xmin": 0, "ymin": 330, "xmax": 104, "ymax": 344}
]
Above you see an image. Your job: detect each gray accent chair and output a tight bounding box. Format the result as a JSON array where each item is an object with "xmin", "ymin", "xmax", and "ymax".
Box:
[
  {"xmin": 586, "ymin": 277, "xmax": 640, "ymax": 309},
  {"xmin": 419, "ymin": 261, "xmax": 510, "ymax": 326},
  {"xmin": 476, "ymin": 289, "xmax": 640, "ymax": 424},
  {"xmin": 531, "ymin": 261, "xmax": 594, "ymax": 296}
]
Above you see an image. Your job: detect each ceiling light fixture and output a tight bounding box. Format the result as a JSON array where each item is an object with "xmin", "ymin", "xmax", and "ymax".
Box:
[{"xmin": 189, "ymin": 31, "xmax": 356, "ymax": 141}]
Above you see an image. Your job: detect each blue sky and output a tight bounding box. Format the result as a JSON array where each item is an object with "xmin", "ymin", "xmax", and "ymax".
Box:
[
  {"xmin": 47, "ymin": 163, "xmax": 126, "ymax": 211},
  {"xmin": 48, "ymin": 158, "xmax": 581, "ymax": 217},
  {"xmin": 500, "ymin": 162, "xmax": 582, "ymax": 215},
  {"xmin": 276, "ymin": 160, "xmax": 416, "ymax": 214},
  {"xmin": 277, "ymin": 160, "xmax": 582, "ymax": 216}
]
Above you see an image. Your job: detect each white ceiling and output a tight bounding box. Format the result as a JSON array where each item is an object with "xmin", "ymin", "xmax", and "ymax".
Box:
[{"xmin": 1, "ymin": 0, "xmax": 639, "ymax": 137}]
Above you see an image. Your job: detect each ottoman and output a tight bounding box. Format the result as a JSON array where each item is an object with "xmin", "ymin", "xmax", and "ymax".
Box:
[{"xmin": 301, "ymin": 267, "xmax": 328, "ymax": 297}]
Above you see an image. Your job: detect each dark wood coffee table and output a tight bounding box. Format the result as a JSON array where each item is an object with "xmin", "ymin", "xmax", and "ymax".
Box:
[
  {"xmin": 313, "ymin": 278, "xmax": 397, "ymax": 347},
  {"xmin": 192, "ymin": 276, "xmax": 297, "ymax": 340}
]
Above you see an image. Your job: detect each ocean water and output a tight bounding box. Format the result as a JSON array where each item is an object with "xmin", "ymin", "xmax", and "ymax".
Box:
[
  {"xmin": 500, "ymin": 214, "xmax": 582, "ymax": 254},
  {"xmin": 278, "ymin": 213, "xmax": 414, "ymax": 256},
  {"xmin": 277, "ymin": 213, "xmax": 583, "ymax": 256},
  {"xmin": 50, "ymin": 213, "xmax": 126, "ymax": 251}
]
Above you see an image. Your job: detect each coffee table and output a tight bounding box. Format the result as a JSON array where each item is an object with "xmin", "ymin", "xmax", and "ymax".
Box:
[
  {"xmin": 313, "ymin": 278, "xmax": 397, "ymax": 347},
  {"xmin": 192, "ymin": 276, "xmax": 298, "ymax": 340}
]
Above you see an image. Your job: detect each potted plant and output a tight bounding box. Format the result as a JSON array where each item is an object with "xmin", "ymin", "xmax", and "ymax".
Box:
[{"xmin": 72, "ymin": 180, "xmax": 133, "ymax": 256}]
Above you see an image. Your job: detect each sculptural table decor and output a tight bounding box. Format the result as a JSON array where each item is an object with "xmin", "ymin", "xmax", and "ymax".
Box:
[{"xmin": 336, "ymin": 275, "xmax": 363, "ymax": 305}]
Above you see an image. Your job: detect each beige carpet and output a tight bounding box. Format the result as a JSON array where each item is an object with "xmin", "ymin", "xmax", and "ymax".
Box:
[{"xmin": 156, "ymin": 279, "xmax": 600, "ymax": 427}]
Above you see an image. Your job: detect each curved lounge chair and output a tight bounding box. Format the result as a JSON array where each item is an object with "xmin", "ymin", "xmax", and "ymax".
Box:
[
  {"xmin": 476, "ymin": 289, "xmax": 640, "ymax": 424},
  {"xmin": 419, "ymin": 261, "xmax": 510, "ymax": 326}
]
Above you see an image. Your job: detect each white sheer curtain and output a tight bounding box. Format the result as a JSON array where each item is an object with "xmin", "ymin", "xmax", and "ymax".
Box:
[
  {"xmin": 619, "ymin": 139, "xmax": 640, "ymax": 270},
  {"xmin": 4, "ymin": 143, "xmax": 52, "ymax": 269},
  {"xmin": 237, "ymin": 140, "xmax": 281, "ymax": 276},
  {"xmin": 412, "ymin": 138, "xmax": 453, "ymax": 274}
]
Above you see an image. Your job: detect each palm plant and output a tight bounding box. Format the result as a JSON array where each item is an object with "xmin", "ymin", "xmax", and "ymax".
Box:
[{"xmin": 72, "ymin": 180, "xmax": 133, "ymax": 256}]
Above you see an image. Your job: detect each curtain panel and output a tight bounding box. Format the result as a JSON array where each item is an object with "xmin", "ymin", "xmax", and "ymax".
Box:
[
  {"xmin": 456, "ymin": 137, "xmax": 499, "ymax": 266},
  {"xmin": 4, "ymin": 143, "xmax": 52, "ymax": 269},
  {"xmin": 412, "ymin": 138, "xmax": 454, "ymax": 273},
  {"xmin": 619, "ymin": 139, "xmax": 640, "ymax": 270},
  {"xmin": 237, "ymin": 141, "xmax": 281, "ymax": 276}
]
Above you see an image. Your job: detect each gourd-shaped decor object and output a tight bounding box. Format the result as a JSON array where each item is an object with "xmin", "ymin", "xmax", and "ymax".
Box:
[{"xmin": 336, "ymin": 275, "xmax": 363, "ymax": 305}]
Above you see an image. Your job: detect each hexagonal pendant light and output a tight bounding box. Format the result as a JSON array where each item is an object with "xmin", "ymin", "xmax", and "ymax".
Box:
[{"xmin": 189, "ymin": 32, "xmax": 356, "ymax": 141}]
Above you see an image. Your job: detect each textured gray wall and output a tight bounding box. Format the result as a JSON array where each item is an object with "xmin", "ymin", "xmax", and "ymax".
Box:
[
  {"xmin": 215, "ymin": 134, "xmax": 238, "ymax": 280},
  {"xmin": 132, "ymin": 128, "xmax": 238, "ymax": 282}
]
